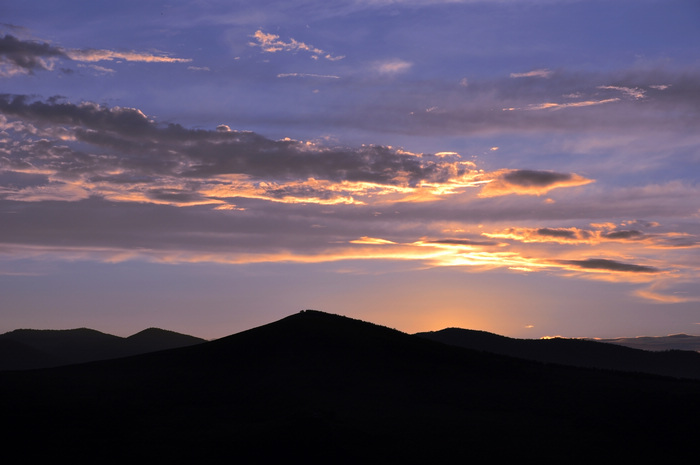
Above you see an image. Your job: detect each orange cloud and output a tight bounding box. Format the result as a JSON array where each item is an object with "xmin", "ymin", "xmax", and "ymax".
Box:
[
  {"xmin": 249, "ymin": 30, "xmax": 343, "ymax": 61},
  {"xmin": 67, "ymin": 49, "xmax": 191, "ymax": 63}
]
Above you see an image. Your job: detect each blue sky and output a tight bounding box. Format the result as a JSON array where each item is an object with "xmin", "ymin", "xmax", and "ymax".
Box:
[{"xmin": 1, "ymin": 0, "xmax": 699, "ymax": 339}]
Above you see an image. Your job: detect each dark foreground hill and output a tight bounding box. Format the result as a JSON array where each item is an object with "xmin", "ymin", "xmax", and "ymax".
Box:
[
  {"xmin": 416, "ymin": 328, "xmax": 700, "ymax": 379},
  {"xmin": 1, "ymin": 310, "xmax": 699, "ymax": 463},
  {"xmin": 0, "ymin": 327, "xmax": 205, "ymax": 370}
]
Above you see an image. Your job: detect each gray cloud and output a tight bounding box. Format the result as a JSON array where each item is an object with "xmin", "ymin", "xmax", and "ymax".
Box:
[
  {"xmin": 0, "ymin": 34, "xmax": 190, "ymax": 77},
  {"xmin": 603, "ymin": 230, "xmax": 643, "ymax": 240},
  {"xmin": 480, "ymin": 169, "xmax": 593, "ymax": 197},
  {"xmin": 0, "ymin": 34, "xmax": 67, "ymax": 74},
  {"xmin": 0, "ymin": 95, "xmax": 475, "ymax": 188},
  {"xmin": 503, "ymin": 170, "xmax": 572, "ymax": 187},
  {"xmin": 557, "ymin": 258, "xmax": 659, "ymax": 273},
  {"xmin": 536, "ymin": 228, "xmax": 577, "ymax": 239},
  {"xmin": 425, "ymin": 239, "xmax": 501, "ymax": 247}
]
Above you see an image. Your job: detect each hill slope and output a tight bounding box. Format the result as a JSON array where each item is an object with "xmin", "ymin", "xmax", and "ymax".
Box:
[
  {"xmin": 415, "ymin": 327, "xmax": 700, "ymax": 379},
  {"xmin": 1, "ymin": 310, "xmax": 698, "ymax": 463}
]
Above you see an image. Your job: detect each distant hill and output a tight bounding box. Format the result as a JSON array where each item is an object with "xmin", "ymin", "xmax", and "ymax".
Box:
[
  {"xmin": 415, "ymin": 327, "xmax": 700, "ymax": 379},
  {"xmin": 596, "ymin": 333, "xmax": 700, "ymax": 352},
  {"xmin": 0, "ymin": 310, "xmax": 698, "ymax": 462},
  {"xmin": 0, "ymin": 327, "xmax": 205, "ymax": 370}
]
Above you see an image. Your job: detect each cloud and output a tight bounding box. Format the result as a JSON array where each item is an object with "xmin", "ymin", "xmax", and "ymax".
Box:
[
  {"xmin": 602, "ymin": 230, "xmax": 643, "ymax": 240},
  {"xmin": 0, "ymin": 34, "xmax": 190, "ymax": 77},
  {"xmin": 65, "ymin": 49, "xmax": 191, "ymax": 63},
  {"xmin": 598, "ymin": 85, "xmax": 646, "ymax": 100},
  {"xmin": 555, "ymin": 258, "xmax": 660, "ymax": 274},
  {"xmin": 249, "ymin": 30, "xmax": 344, "ymax": 61},
  {"xmin": 479, "ymin": 169, "xmax": 593, "ymax": 197},
  {"xmin": 1, "ymin": 96, "xmax": 696, "ymax": 302},
  {"xmin": 423, "ymin": 238, "xmax": 502, "ymax": 247},
  {"xmin": 78, "ymin": 64, "xmax": 116, "ymax": 75},
  {"xmin": 0, "ymin": 34, "xmax": 67, "ymax": 76},
  {"xmin": 374, "ymin": 58, "xmax": 412, "ymax": 75},
  {"xmin": 340, "ymin": 67, "xmax": 700, "ymax": 138},
  {"xmin": 634, "ymin": 281, "xmax": 700, "ymax": 304},
  {"xmin": 277, "ymin": 73, "xmax": 340, "ymax": 79},
  {"xmin": 481, "ymin": 225, "xmax": 697, "ymax": 249},
  {"xmin": 0, "ymin": 95, "xmax": 489, "ymax": 207},
  {"xmin": 503, "ymin": 98, "xmax": 620, "ymax": 112},
  {"xmin": 510, "ymin": 69, "xmax": 553, "ymax": 78}
]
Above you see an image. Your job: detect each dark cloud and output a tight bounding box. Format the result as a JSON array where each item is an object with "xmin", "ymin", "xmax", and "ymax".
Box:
[
  {"xmin": 557, "ymin": 258, "xmax": 659, "ymax": 273},
  {"xmin": 426, "ymin": 239, "xmax": 500, "ymax": 247},
  {"xmin": 146, "ymin": 189, "xmax": 207, "ymax": 204},
  {"xmin": 603, "ymin": 230, "xmax": 643, "ymax": 240},
  {"xmin": 0, "ymin": 95, "xmax": 475, "ymax": 187},
  {"xmin": 0, "ymin": 34, "xmax": 67, "ymax": 74},
  {"xmin": 480, "ymin": 169, "xmax": 592, "ymax": 197},
  {"xmin": 0, "ymin": 95, "xmax": 154, "ymax": 134},
  {"xmin": 536, "ymin": 228, "xmax": 576, "ymax": 239},
  {"xmin": 0, "ymin": 34, "xmax": 190, "ymax": 77},
  {"xmin": 503, "ymin": 170, "xmax": 572, "ymax": 187}
]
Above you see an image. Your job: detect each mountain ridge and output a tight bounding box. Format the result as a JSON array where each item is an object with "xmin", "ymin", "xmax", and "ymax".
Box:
[
  {"xmin": 4, "ymin": 315, "xmax": 700, "ymax": 375},
  {"xmin": 0, "ymin": 326, "xmax": 205, "ymax": 370},
  {"xmin": 415, "ymin": 327, "xmax": 700, "ymax": 379},
  {"xmin": 1, "ymin": 310, "xmax": 698, "ymax": 462}
]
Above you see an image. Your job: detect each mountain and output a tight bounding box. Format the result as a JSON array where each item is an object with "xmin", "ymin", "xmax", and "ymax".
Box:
[
  {"xmin": 415, "ymin": 327, "xmax": 700, "ymax": 379},
  {"xmin": 0, "ymin": 327, "xmax": 206, "ymax": 370},
  {"xmin": 597, "ymin": 333, "xmax": 700, "ymax": 352},
  {"xmin": 124, "ymin": 327, "xmax": 207, "ymax": 353},
  {"xmin": 1, "ymin": 310, "xmax": 698, "ymax": 462}
]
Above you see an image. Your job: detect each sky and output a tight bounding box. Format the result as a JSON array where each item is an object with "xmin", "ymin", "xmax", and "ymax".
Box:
[{"xmin": 1, "ymin": 0, "xmax": 699, "ymax": 340}]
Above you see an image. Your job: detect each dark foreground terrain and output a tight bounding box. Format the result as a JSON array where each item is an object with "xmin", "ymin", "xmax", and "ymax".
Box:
[{"xmin": 2, "ymin": 310, "xmax": 698, "ymax": 463}]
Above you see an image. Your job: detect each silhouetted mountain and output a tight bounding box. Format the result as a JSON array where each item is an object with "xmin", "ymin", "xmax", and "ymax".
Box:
[
  {"xmin": 1, "ymin": 310, "xmax": 699, "ymax": 462},
  {"xmin": 0, "ymin": 327, "xmax": 206, "ymax": 370},
  {"xmin": 0, "ymin": 338, "xmax": 60, "ymax": 371},
  {"xmin": 597, "ymin": 333, "xmax": 700, "ymax": 352},
  {"xmin": 415, "ymin": 327, "xmax": 700, "ymax": 379},
  {"xmin": 124, "ymin": 327, "xmax": 206, "ymax": 354}
]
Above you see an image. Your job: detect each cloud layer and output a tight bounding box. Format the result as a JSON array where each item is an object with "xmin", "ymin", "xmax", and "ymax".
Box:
[{"xmin": 1, "ymin": 94, "xmax": 698, "ymax": 305}]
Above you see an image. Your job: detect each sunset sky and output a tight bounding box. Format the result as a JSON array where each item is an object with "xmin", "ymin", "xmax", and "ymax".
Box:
[{"xmin": 1, "ymin": 0, "xmax": 699, "ymax": 340}]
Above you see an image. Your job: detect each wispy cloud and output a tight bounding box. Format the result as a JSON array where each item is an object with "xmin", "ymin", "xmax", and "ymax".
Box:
[
  {"xmin": 0, "ymin": 34, "xmax": 191, "ymax": 77},
  {"xmin": 510, "ymin": 68, "xmax": 553, "ymax": 78},
  {"xmin": 249, "ymin": 30, "xmax": 344, "ymax": 61},
  {"xmin": 374, "ymin": 58, "xmax": 413, "ymax": 75},
  {"xmin": 598, "ymin": 85, "xmax": 646, "ymax": 100},
  {"xmin": 503, "ymin": 98, "xmax": 620, "ymax": 112},
  {"xmin": 277, "ymin": 73, "xmax": 340, "ymax": 79},
  {"xmin": 66, "ymin": 49, "xmax": 191, "ymax": 63}
]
